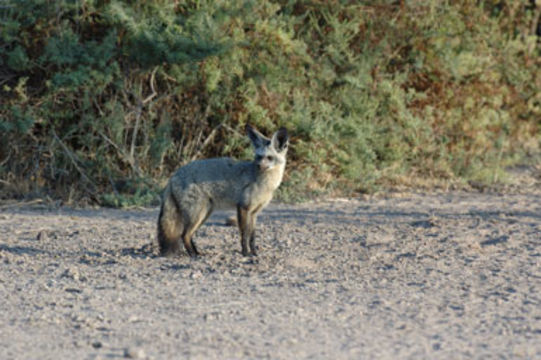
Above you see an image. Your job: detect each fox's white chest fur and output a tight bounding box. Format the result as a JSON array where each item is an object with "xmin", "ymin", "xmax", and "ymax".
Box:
[{"xmin": 242, "ymin": 162, "xmax": 285, "ymax": 209}]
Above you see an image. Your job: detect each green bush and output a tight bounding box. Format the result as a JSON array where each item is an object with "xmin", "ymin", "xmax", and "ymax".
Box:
[{"xmin": 0, "ymin": 0, "xmax": 539, "ymax": 205}]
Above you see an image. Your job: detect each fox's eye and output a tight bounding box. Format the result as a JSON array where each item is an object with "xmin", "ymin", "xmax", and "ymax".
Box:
[{"xmin": 266, "ymin": 156, "xmax": 273, "ymax": 161}]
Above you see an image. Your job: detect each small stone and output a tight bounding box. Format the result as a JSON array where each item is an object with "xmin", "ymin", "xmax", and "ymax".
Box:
[
  {"xmin": 225, "ymin": 216, "xmax": 238, "ymax": 227},
  {"xmin": 36, "ymin": 230, "xmax": 49, "ymax": 241},
  {"xmin": 190, "ymin": 271, "xmax": 203, "ymax": 280},
  {"xmin": 61, "ymin": 267, "xmax": 86, "ymax": 282},
  {"xmin": 91, "ymin": 341, "xmax": 103, "ymax": 349},
  {"xmin": 65, "ymin": 287, "xmax": 82, "ymax": 294},
  {"xmin": 124, "ymin": 347, "xmax": 145, "ymax": 359},
  {"xmin": 62, "ymin": 268, "xmax": 79, "ymax": 281}
]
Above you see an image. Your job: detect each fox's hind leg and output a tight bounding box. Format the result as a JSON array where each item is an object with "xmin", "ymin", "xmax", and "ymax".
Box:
[
  {"xmin": 181, "ymin": 200, "xmax": 213, "ymax": 257},
  {"xmin": 181, "ymin": 232, "xmax": 198, "ymax": 257},
  {"xmin": 157, "ymin": 191, "xmax": 183, "ymax": 256}
]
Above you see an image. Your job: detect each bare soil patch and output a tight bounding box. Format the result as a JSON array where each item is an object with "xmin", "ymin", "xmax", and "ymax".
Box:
[{"xmin": 1, "ymin": 192, "xmax": 541, "ymax": 359}]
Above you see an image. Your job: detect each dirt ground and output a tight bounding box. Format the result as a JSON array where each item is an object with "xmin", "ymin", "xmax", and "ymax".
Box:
[{"xmin": 1, "ymin": 191, "xmax": 541, "ymax": 359}]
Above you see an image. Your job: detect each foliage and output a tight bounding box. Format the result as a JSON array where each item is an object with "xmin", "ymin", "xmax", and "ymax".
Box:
[{"xmin": 1, "ymin": 0, "xmax": 540, "ymax": 205}]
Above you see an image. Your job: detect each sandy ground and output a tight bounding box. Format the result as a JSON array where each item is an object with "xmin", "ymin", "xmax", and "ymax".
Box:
[{"xmin": 1, "ymin": 191, "xmax": 541, "ymax": 359}]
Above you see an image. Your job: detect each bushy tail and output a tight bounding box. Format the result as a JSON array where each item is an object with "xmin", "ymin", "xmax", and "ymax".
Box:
[{"xmin": 157, "ymin": 186, "xmax": 183, "ymax": 256}]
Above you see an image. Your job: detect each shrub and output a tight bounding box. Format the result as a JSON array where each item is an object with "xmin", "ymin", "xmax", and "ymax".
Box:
[{"xmin": 0, "ymin": 0, "xmax": 539, "ymax": 205}]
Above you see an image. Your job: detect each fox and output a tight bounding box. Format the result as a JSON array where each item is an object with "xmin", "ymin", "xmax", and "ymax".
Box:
[{"xmin": 157, "ymin": 124, "xmax": 289, "ymax": 257}]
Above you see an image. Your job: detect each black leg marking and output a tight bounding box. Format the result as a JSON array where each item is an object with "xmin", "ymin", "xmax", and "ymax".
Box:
[
  {"xmin": 182, "ymin": 232, "xmax": 198, "ymax": 257},
  {"xmin": 248, "ymin": 207, "xmax": 260, "ymax": 256},
  {"xmin": 191, "ymin": 238, "xmax": 200, "ymax": 256},
  {"xmin": 237, "ymin": 205, "xmax": 250, "ymax": 256},
  {"xmin": 249, "ymin": 230, "xmax": 257, "ymax": 256}
]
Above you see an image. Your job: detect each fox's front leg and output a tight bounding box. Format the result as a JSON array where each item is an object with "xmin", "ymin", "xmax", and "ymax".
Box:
[
  {"xmin": 248, "ymin": 213, "xmax": 258, "ymax": 256},
  {"xmin": 237, "ymin": 205, "xmax": 254, "ymax": 256}
]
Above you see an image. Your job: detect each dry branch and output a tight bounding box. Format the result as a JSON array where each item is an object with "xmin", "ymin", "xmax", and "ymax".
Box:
[{"xmin": 52, "ymin": 130, "xmax": 97, "ymax": 195}]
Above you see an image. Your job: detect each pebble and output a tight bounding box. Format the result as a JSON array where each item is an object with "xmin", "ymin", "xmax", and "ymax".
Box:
[
  {"xmin": 61, "ymin": 267, "xmax": 86, "ymax": 281},
  {"xmin": 225, "ymin": 216, "xmax": 238, "ymax": 226},
  {"xmin": 124, "ymin": 347, "xmax": 146, "ymax": 359},
  {"xmin": 36, "ymin": 230, "xmax": 49, "ymax": 241},
  {"xmin": 190, "ymin": 271, "xmax": 203, "ymax": 280},
  {"xmin": 1, "ymin": 194, "xmax": 540, "ymax": 359}
]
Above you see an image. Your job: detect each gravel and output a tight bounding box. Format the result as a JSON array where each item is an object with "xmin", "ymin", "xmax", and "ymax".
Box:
[{"xmin": 1, "ymin": 192, "xmax": 540, "ymax": 359}]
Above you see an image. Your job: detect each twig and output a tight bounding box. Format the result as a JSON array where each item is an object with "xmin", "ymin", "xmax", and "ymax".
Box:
[
  {"xmin": 528, "ymin": 3, "xmax": 541, "ymax": 54},
  {"xmin": 142, "ymin": 66, "xmax": 158, "ymax": 105},
  {"xmin": 52, "ymin": 130, "xmax": 97, "ymax": 193},
  {"xmin": 0, "ymin": 199, "xmax": 44, "ymax": 209},
  {"xmin": 125, "ymin": 68, "xmax": 158, "ymax": 174},
  {"xmin": 531, "ymin": 2, "xmax": 541, "ymax": 37},
  {"xmin": 186, "ymin": 128, "xmax": 204, "ymax": 161},
  {"xmin": 130, "ymin": 66, "xmax": 159, "ymax": 160},
  {"xmin": 0, "ymin": 148, "xmax": 11, "ymax": 167},
  {"xmin": 129, "ymin": 102, "xmax": 142, "ymax": 163},
  {"xmin": 0, "ymin": 74, "xmax": 16, "ymax": 87},
  {"xmin": 222, "ymin": 123, "xmax": 244, "ymax": 137},
  {"xmin": 99, "ymin": 131, "xmax": 123, "ymax": 152},
  {"xmin": 99, "ymin": 131, "xmax": 142, "ymax": 177},
  {"xmin": 120, "ymin": 89, "xmax": 145, "ymax": 176},
  {"xmin": 160, "ymin": 71, "xmax": 178, "ymax": 84},
  {"xmin": 107, "ymin": 172, "xmax": 119, "ymax": 197},
  {"xmin": 190, "ymin": 123, "xmax": 223, "ymax": 162}
]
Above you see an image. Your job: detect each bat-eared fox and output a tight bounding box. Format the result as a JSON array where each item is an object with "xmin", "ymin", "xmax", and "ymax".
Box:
[{"xmin": 157, "ymin": 125, "xmax": 289, "ymax": 257}]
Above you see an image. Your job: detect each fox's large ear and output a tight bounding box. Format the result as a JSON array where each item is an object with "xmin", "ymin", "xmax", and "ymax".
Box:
[
  {"xmin": 246, "ymin": 124, "xmax": 269, "ymax": 148},
  {"xmin": 271, "ymin": 127, "xmax": 289, "ymax": 153}
]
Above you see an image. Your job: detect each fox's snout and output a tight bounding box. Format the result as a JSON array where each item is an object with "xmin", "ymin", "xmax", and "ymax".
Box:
[
  {"xmin": 255, "ymin": 157, "xmax": 272, "ymax": 172},
  {"xmin": 257, "ymin": 163, "xmax": 269, "ymax": 171}
]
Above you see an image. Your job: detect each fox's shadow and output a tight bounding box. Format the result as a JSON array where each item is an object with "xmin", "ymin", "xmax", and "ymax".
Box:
[
  {"xmin": 0, "ymin": 244, "xmax": 49, "ymax": 256},
  {"xmin": 110, "ymin": 242, "xmax": 158, "ymax": 260}
]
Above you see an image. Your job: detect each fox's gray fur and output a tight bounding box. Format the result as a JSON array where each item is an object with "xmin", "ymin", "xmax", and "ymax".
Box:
[{"xmin": 157, "ymin": 125, "xmax": 289, "ymax": 257}]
